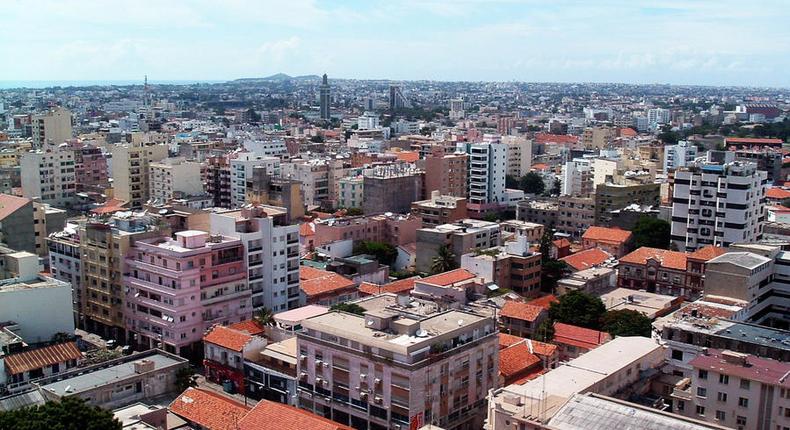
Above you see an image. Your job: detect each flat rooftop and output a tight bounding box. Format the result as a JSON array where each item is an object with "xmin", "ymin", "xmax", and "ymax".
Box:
[
  {"xmin": 0, "ymin": 276, "xmax": 67, "ymax": 293},
  {"xmin": 38, "ymin": 351, "xmax": 186, "ymax": 396}
]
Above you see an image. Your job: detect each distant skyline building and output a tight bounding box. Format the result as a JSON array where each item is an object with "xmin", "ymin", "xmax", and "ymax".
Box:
[
  {"xmin": 389, "ymin": 84, "xmax": 409, "ymax": 110},
  {"xmin": 319, "ymin": 73, "xmax": 330, "ymax": 120}
]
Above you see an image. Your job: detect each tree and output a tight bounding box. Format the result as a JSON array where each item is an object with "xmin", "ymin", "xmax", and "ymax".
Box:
[
  {"xmin": 550, "ymin": 178, "xmax": 561, "ymax": 196},
  {"xmin": 541, "ymin": 260, "xmax": 567, "ymax": 293},
  {"xmin": 253, "ymin": 307, "xmax": 275, "ymax": 326},
  {"xmin": 533, "ymin": 319, "xmax": 555, "ymax": 342},
  {"xmin": 520, "ymin": 172, "xmax": 545, "ymax": 195},
  {"xmin": 538, "ymin": 230, "xmax": 553, "ymax": 264},
  {"xmin": 330, "ymin": 302, "xmax": 367, "ymax": 315},
  {"xmin": 175, "ymin": 366, "xmax": 199, "ymax": 393},
  {"xmin": 430, "ymin": 245, "xmax": 458, "ymax": 274},
  {"xmin": 548, "ymin": 290, "xmax": 606, "ymax": 330},
  {"xmin": 505, "ymin": 175, "xmax": 520, "ymax": 189},
  {"xmin": 345, "ymin": 207, "xmax": 363, "ymax": 216},
  {"xmin": 781, "ymin": 198, "xmax": 790, "ymax": 208},
  {"xmin": 0, "ymin": 397, "xmax": 121, "ymax": 430},
  {"xmin": 310, "ymin": 134, "xmax": 325, "ymax": 143},
  {"xmin": 632, "ymin": 216, "xmax": 671, "ymax": 249},
  {"xmin": 354, "ymin": 241, "xmax": 398, "ymax": 266},
  {"xmin": 658, "ymin": 126, "xmax": 680, "ymax": 144},
  {"xmin": 601, "ymin": 309, "xmax": 653, "ymax": 337}
]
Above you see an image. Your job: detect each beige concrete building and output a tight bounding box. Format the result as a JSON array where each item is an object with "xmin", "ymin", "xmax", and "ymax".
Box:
[
  {"xmin": 32, "ymin": 201, "xmax": 67, "ymax": 256},
  {"xmin": 502, "ymin": 136, "xmax": 532, "ymax": 178},
  {"xmin": 20, "ymin": 145, "xmax": 77, "ymax": 208},
  {"xmin": 486, "ymin": 336, "xmax": 664, "ymax": 429},
  {"xmin": 111, "ymin": 140, "xmax": 169, "ymax": 209},
  {"xmin": 581, "ymin": 126, "xmax": 615, "ymax": 149},
  {"xmin": 556, "ymin": 196, "xmax": 595, "ymax": 240},
  {"xmin": 149, "ymin": 157, "xmax": 203, "ymax": 203},
  {"xmin": 297, "ymin": 294, "xmax": 499, "ymax": 430},
  {"xmin": 32, "ymin": 106, "xmax": 73, "ymax": 148},
  {"xmin": 423, "ymin": 151, "xmax": 468, "ymax": 198},
  {"xmin": 411, "ymin": 192, "xmax": 468, "ymax": 227},
  {"xmin": 416, "ymin": 219, "xmax": 501, "ymax": 274}
]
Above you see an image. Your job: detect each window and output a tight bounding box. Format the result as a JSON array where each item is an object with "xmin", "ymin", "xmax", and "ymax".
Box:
[
  {"xmin": 719, "ymin": 374, "xmax": 729, "ymax": 384},
  {"xmin": 738, "ymin": 397, "xmax": 748, "ymax": 407},
  {"xmin": 740, "ymin": 378, "xmax": 750, "ymax": 390},
  {"xmin": 697, "ymin": 387, "xmax": 707, "ymax": 397},
  {"xmin": 717, "ymin": 392, "xmax": 727, "ymax": 402},
  {"xmin": 696, "ymin": 405, "xmax": 705, "ymax": 416},
  {"xmin": 671, "ymin": 349, "xmax": 683, "ymax": 360},
  {"xmin": 736, "ymin": 416, "xmax": 746, "ymax": 429},
  {"xmin": 715, "ymin": 410, "xmax": 725, "ymax": 421},
  {"xmin": 677, "ymin": 400, "xmax": 685, "ymax": 411},
  {"xmin": 698, "ymin": 369, "xmax": 708, "ymax": 380}
]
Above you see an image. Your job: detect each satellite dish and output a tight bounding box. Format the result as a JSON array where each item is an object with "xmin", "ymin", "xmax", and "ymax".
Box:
[
  {"xmin": 366, "ymin": 320, "xmax": 374, "ymax": 326},
  {"xmin": 415, "ymin": 329, "xmax": 428, "ymax": 337},
  {"xmin": 457, "ymin": 319, "xmax": 464, "ymax": 326}
]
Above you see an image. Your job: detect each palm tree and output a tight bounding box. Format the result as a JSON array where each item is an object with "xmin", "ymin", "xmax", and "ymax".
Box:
[
  {"xmin": 430, "ymin": 245, "xmax": 457, "ymax": 274},
  {"xmin": 253, "ymin": 307, "xmax": 275, "ymax": 326}
]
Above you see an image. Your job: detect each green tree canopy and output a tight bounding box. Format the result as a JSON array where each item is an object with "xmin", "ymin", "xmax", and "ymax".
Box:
[
  {"xmin": 601, "ymin": 309, "xmax": 653, "ymax": 337},
  {"xmin": 0, "ymin": 397, "xmax": 121, "ymax": 430},
  {"xmin": 632, "ymin": 216, "xmax": 671, "ymax": 249},
  {"xmin": 520, "ymin": 172, "xmax": 546, "ymax": 195},
  {"xmin": 548, "ymin": 290, "xmax": 606, "ymax": 330},
  {"xmin": 345, "ymin": 207, "xmax": 363, "ymax": 216},
  {"xmin": 541, "ymin": 259, "xmax": 567, "ymax": 293},
  {"xmin": 354, "ymin": 241, "xmax": 398, "ymax": 266},
  {"xmin": 330, "ymin": 302, "xmax": 367, "ymax": 315},
  {"xmin": 430, "ymin": 245, "xmax": 458, "ymax": 274},
  {"xmin": 533, "ymin": 319, "xmax": 555, "ymax": 342}
]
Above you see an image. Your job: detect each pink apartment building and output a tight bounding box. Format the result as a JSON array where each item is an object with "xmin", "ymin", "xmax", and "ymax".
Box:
[
  {"xmin": 124, "ymin": 230, "xmax": 251, "ymax": 358},
  {"xmin": 313, "ymin": 213, "xmax": 421, "ymax": 248}
]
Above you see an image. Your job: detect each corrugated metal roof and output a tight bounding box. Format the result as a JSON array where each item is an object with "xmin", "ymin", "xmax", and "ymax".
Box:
[{"xmin": 4, "ymin": 342, "xmax": 82, "ymax": 375}]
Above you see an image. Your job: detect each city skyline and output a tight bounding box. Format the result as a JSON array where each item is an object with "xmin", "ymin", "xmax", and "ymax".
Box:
[{"xmin": 2, "ymin": 0, "xmax": 790, "ymax": 87}]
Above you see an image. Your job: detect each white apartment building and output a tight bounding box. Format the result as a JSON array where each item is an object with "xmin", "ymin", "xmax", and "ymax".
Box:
[
  {"xmin": 20, "ymin": 146, "xmax": 77, "ymax": 208},
  {"xmin": 281, "ymin": 159, "xmax": 353, "ymax": 208},
  {"xmin": 561, "ymin": 158, "xmax": 592, "ymax": 197},
  {"xmin": 647, "ymin": 108, "xmax": 670, "ymax": 128},
  {"xmin": 664, "ymin": 140, "xmax": 699, "ymax": 173},
  {"xmin": 670, "ymin": 154, "xmax": 767, "ymax": 251},
  {"xmin": 338, "ymin": 176, "xmax": 364, "ymax": 209},
  {"xmin": 211, "ymin": 205, "xmax": 302, "ymax": 312},
  {"xmin": 229, "ymin": 152, "xmax": 280, "ymax": 208},
  {"xmin": 297, "ymin": 294, "xmax": 499, "ymax": 430},
  {"xmin": 47, "ymin": 222, "xmax": 82, "ymax": 325},
  {"xmin": 149, "ymin": 157, "xmax": 203, "ymax": 203},
  {"xmin": 457, "ymin": 136, "xmax": 507, "ymax": 210},
  {"xmin": 111, "ymin": 140, "xmax": 169, "ymax": 209},
  {"xmin": 32, "ymin": 106, "xmax": 73, "ymax": 148},
  {"xmin": 242, "ymin": 139, "xmax": 288, "ymax": 157},
  {"xmin": 357, "ymin": 111, "xmax": 380, "ymax": 130},
  {"xmin": 502, "ymin": 136, "xmax": 532, "ymax": 178}
]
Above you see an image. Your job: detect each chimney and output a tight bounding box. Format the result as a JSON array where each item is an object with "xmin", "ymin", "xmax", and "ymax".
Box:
[
  {"xmin": 133, "ymin": 359, "xmax": 155, "ymax": 374},
  {"xmin": 721, "ymin": 350, "xmax": 748, "ymax": 366}
]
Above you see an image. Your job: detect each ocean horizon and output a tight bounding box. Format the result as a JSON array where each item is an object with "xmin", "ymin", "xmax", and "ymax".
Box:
[{"xmin": 0, "ymin": 80, "xmax": 225, "ymax": 89}]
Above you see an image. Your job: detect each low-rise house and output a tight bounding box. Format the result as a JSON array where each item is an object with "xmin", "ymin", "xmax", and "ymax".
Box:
[
  {"xmin": 556, "ymin": 267, "xmax": 616, "ymax": 295},
  {"xmin": 581, "ymin": 226, "xmax": 634, "ymax": 258},
  {"xmin": 552, "ymin": 322, "xmax": 612, "ymax": 361},
  {"xmin": 499, "ymin": 301, "xmax": 547, "ymax": 338},
  {"xmin": 203, "ymin": 324, "xmax": 267, "ymax": 393},
  {"xmin": 358, "ymin": 276, "xmax": 419, "ymax": 296},
  {"xmin": 599, "ymin": 288, "xmax": 683, "ymax": 319},
  {"xmin": 1, "ymin": 342, "xmax": 82, "ymax": 393},
  {"xmin": 299, "ymin": 266, "xmax": 357, "ymax": 306},
  {"xmin": 245, "ymin": 337, "xmax": 298, "ymax": 405},
  {"xmin": 499, "ymin": 341, "xmax": 542, "ymax": 386},
  {"xmin": 410, "ymin": 268, "xmax": 480, "ymax": 306},
  {"xmin": 617, "ymin": 247, "xmax": 688, "ymax": 296}
]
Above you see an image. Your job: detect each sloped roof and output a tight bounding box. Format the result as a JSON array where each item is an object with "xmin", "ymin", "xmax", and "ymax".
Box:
[
  {"xmin": 299, "ymin": 266, "xmax": 355, "ymax": 297},
  {"xmin": 500, "ymin": 301, "xmax": 544, "ymax": 322},
  {"xmin": 582, "ymin": 226, "xmax": 633, "ymax": 245},
  {"xmin": 527, "ymin": 294, "xmax": 559, "ymax": 311},
  {"xmin": 0, "ymin": 194, "xmax": 31, "ymax": 221},
  {"xmin": 419, "ymin": 268, "xmax": 476, "ymax": 286},
  {"xmin": 238, "ymin": 400, "xmax": 354, "ymax": 430},
  {"xmin": 203, "ymin": 325, "xmax": 252, "ymax": 352},
  {"xmin": 687, "ymin": 245, "xmax": 727, "ymax": 261},
  {"xmin": 170, "ymin": 388, "xmax": 251, "ymax": 430},
  {"xmin": 619, "ymin": 247, "xmax": 687, "ymax": 270},
  {"xmin": 560, "ymin": 248, "xmax": 612, "ymax": 271},
  {"xmin": 359, "ymin": 276, "xmax": 419, "ymax": 296},
  {"xmin": 766, "ymin": 187, "xmax": 790, "ymax": 200},
  {"xmin": 4, "ymin": 342, "xmax": 82, "ymax": 375},
  {"xmin": 500, "ymin": 343, "xmax": 542, "ymax": 378},
  {"xmin": 498, "ymin": 333, "xmax": 525, "ymax": 349},
  {"xmin": 553, "ymin": 322, "xmax": 611, "ymax": 350},
  {"xmin": 228, "ymin": 320, "xmax": 266, "ymax": 336}
]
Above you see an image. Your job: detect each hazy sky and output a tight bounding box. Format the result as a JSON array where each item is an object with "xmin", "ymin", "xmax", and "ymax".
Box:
[{"xmin": 2, "ymin": 0, "xmax": 789, "ymax": 87}]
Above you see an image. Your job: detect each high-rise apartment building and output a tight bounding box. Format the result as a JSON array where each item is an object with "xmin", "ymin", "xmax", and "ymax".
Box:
[
  {"xmin": 297, "ymin": 294, "xmax": 498, "ymax": 430},
  {"xmin": 111, "ymin": 139, "xmax": 169, "ymax": 209},
  {"xmin": 319, "ymin": 74, "xmax": 331, "ymax": 120},
  {"xmin": 206, "ymin": 154, "xmax": 232, "ymax": 208},
  {"xmin": 456, "ymin": 136, "xmax": 507, "ymax": 213},
  {"xmin": 647, "ymin": 108, "xmax": 670, "ymax": 128},
  {"xmin": 502, "ymin": 136, "xmax": 532, "ymax": 178},
  {"xmin": 20, "ymin": 145, "xmax": 77, "ymax": 208},
  {"xmin": 124, "ymin": 230, "xmax": 250, "ymax": 357},
  {"xmin": 230, "ymin": 152, "xmax": 280, "ymax": 208},
  {"xmin": 424, "ymin": 150, "xmax": 468, "ymax": 198},
  {"xmin": 670, "ymin": 153, "xmax": 767, "ymax": 251},
  {"xmin": 64, "ymin": 141, "xmax": 109, "ymax": 192},
  {"xmin": 664, "ymin": 140, "xmax": 699, "ymax": 173},
  {"xmin": 149, "ymin": 157, "xmax": 204, "ymax": 203},
  {"xmin": 362, "ymin": 164, "xmax": 424, "ymax": 215},
  {"xmin": 32, "ymin": 106, "xmax": 73, "ymax": 148},
  {"xmin": 210, "ymin": 205, "xmax": 302, "ymax": 312},
  {"xmin": 389, "ymin": 85, "xmax": 408, "ymax": 110}
]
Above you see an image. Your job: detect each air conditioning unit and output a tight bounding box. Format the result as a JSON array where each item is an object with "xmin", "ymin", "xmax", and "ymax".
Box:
[
  {"xmin": 323, "ymin": 362, "xmax": 329, "ymax": 368},
  {"xmin": 315, "ymin": 360, "xmax": 323, "ymax": 366},
  {"xmin": 315, "ymin": 377, "xmax": 323, "ymax": 384},
  {"xmin": 300, "ymin": 372, "xmax": 308, "ymax": 379},
  {"xmin": 300, "ymin": 354, "xmax": 308, "ymax": 361},
  {"xmin": 374, "ymin": 396, "xmax": 383, "ymax": 404},
  {"xmin": 360, "ymin": 392, "xmax": 368, "ymax": 400},
  {"xmin": 359, "ymin": 373, "xmax": 367, "ymax": 380},
  {"xmin": 374, "ymin": 378, "xmax": 382, "ymax": 385},
  {"xmin": 354, "ymin": 386, "xmax": 361, "ymax": 390}
]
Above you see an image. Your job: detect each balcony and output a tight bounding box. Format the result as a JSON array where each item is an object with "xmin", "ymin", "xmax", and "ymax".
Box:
[
  {"xmin": 201, "ymin": 288, "xmax": 250, "ymax": 306},
  {"xmin": 125, "ymin": 276, "xmax": 181, "ymax": 296}
]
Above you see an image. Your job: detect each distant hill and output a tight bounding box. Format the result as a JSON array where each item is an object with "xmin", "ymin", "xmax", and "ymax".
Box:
[{"xmin": 232, "ymin": 73, "xmax": 321, "ymax": 83}]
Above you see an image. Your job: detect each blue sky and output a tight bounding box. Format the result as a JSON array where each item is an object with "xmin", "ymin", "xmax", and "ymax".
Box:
[{"xmin": 2, "ymin": 0, "xmax": 789, "ymax": 87}]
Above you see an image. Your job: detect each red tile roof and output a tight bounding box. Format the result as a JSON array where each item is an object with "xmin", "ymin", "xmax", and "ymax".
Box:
[
  {"xmin": 3, "ymin": 342, "xmax": 82, "ymax": 375},
  {"xmin": 690, "ymin": 349, "xmax": 790, "ymax": 388},
  {"xmin": 203, "ymin": 325, "xmax": 252, "ymax": 352},
  {"xmin": 687, "ymin": 245, "xmax": 727, "ymax": 261},
  {"xmin": 91, "ymin": 198, "xmax": 126, "ymax": 215},
  {"xmin": 725, "ymin": 137, "xmax": 783, "ymax": 145},
  {"xmin": 419, "ymin": 268, "xmax": 476, "ymax": 287},
  {"xmin": 619, "ymin": 127, "xmax": 637, "ymax": 137},
  {"xmin": 528, "ymin": 339, "xmax": 558, "ymax": 358},
  {"xmin": 498, "ymin": 333, "xmax": 525, "ymax": 349},
  {"xmin": 553, "ymin": 322, "xmax": 611, "ymax": 350},
  {"xmin": 582, "ymin": 226, "xmax": 633, "ymax": 245},
  {"xmin": 500, "ymin": 301, "xmax": 544, "ymax": 322},
  {"xmin": 393, "ymin": 151, "xmax": 420, "ymax": 163},
  {"xmin": 531, "ymin": 163, "xmax": 549, "ymax": 171},
  {"xmin": 170, "ymin": 388, "xmax": 251, "ymax": 430},
  {"xmin": 228, "ymin": 320, "xmax": 266, "ymax": 336},
  {"xmin": 553, "ymin": 238, "xmax": 571, "ymax": 248},
  {"xmin": 238, "ymin": 399, "xmax": 354, "ymax": 430},
  {"xmin": 300, "ymin": 223, "xmax": 315, "ymax": 237},
  {"xmin": 359, "ymin": 276, "xmax": 419, "ymax": 296},
  {"xmin": 299, "ymin": 266, "xmax": 355, "ymax": 298},
  {"xmin": 499, "ymin": 343, "xmax": 542, "ymax": 378},
  {"xmin": 619, "ymin": 247, "xmax": 687, "ymax": 270},
  {"xmin": 0, "ymin": 194, "xmax": 31, "ymax": 221},
  {"xmin": 527, "ymin": 294, "xmax": 558, "ymax": 311},
  {"xmin": 559, "ymin": 248, "xmax": 611, "ymax": 271},
  {"xmin": 766, "ymin": 187, "xmax": 790, "ymax": 200}
]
